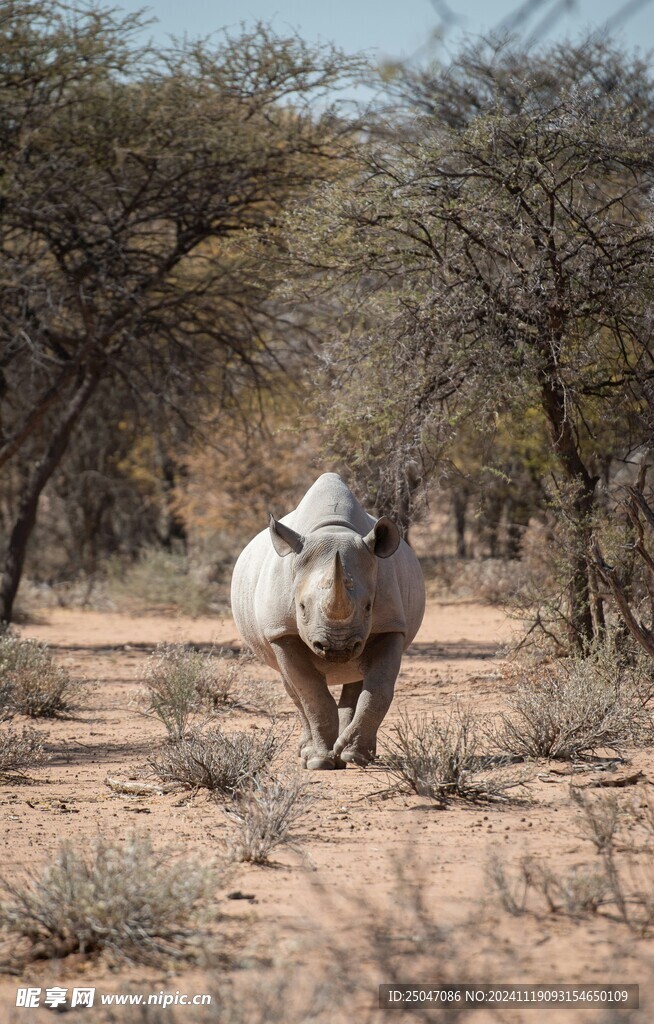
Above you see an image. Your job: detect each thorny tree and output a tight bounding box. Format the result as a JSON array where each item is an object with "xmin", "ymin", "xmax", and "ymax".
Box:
[
  {"xmin": 285, "ymin": 38, "xmax": 654, "ymax": 650},
  {"xmin": 0, "ymin": 1, "xmax": 364, "ymax": 622}
]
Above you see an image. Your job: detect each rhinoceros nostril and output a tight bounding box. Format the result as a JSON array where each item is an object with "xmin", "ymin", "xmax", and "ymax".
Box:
[{"xmin": 313, "ymin": 641, "xmax": 325, "ymax": 652}]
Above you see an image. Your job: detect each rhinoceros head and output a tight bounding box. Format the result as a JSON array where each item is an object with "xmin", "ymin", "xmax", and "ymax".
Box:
[{"xmin": 268, "ymin": 514, "xmax": 400, "ymax": 662}]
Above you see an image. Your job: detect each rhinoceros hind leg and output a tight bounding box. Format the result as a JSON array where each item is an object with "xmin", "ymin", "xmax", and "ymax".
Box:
[{"xmin": 338, "ymin": 681, "xmax": 363, "ymax": 737}]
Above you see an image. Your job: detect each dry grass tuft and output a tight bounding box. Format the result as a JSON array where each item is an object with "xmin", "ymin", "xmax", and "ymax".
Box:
[
  {"xmin": 148, "ymin": 725, "xmax": 279, "ymax": 797},
  {"xmin": 383, "ymin": 708, "xmax": 527, "ymax": 806},
  {"xmin": 0, "ymin": 634, "xmax": 86, "ymax": 718},
  {"xmin": 570, "ymin": 787, "xmax": 622, "ymax": 852},
  {"xmin": 489, "ymin": 790, "xmax": 654, "ymax": 934},
  {"xmin": 487, "ymin": 852, "xmax": 607, "ymax": 919},
  {"xmin": 0, "ymin": 832, "xmax": 216, "ymax": 967},
  {"xmin": 194, "ymin": 650, "xmax": 245, "ymax": 710},
  {"xmin": 0, "ymin": 727, "xmax": 47, "ymax": 779},
  {"xmin": 493, "ymin": 642, "xmax": 652, "ymax": 760},
  {"xmin": 225, "ymin": 777, "xmax": 312, "ymax": 864},
  {"xmin": 140, "ymin": 644, "xmax": 242, "ymax": 741},
  {"xmin": 0, "ymin": 683, "xmax": 14, "ymax": 723}
]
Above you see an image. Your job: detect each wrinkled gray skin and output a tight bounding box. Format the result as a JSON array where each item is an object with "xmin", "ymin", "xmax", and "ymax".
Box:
[{"xmin": 230, "ymin": 474, "xmax": 425, "ymax": 770}]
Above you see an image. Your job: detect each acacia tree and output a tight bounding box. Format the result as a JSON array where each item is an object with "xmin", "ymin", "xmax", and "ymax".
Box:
[
  {"xmin": 0, "ymin": 1, "xmax": 363, "ymax": 622},
  {"xmin": 285, "ymin": 38, "xmax": 654, "ymax": 649}
]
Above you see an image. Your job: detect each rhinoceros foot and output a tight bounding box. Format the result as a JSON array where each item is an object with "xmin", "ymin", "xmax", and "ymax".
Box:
[
  {"xmin": 305, "ymin": 754, "xmax": 336, "ymax": 770},
  {"xmin": 339, "ymin": 746, "xmax": 373, "ymax": 768}
]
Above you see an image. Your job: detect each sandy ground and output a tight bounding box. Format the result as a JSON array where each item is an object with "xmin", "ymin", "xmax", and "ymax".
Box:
[{"xmin": 1, "ymin": 599, "xmax": 653, "ymax": 1023}]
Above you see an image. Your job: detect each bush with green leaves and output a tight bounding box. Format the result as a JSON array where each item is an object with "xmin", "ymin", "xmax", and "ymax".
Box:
[
  {"xmin": 0, "ymin": 633, "xmax": 85, "ymax": 718},
  {"xmin": 0, "ymin": 832, "xmax": 216, "ymax": 966}
]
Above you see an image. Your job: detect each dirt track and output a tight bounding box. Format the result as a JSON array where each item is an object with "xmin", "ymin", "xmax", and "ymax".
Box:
[{"xmin": 1, "ymin": 600, "xmax": 653, "ymax": 1023}]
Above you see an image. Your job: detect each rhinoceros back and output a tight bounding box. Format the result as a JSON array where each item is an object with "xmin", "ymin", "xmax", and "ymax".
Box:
[{"xmin": 230, "ymin": 473, "xmax": 425, "ymax": 671}]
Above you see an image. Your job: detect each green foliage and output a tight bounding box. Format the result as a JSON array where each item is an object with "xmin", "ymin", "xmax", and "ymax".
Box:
[
  {"xmin": 284, "ymin": 37, "xmax": 654, "ymax": 644},
  {"xmin": 0, "ymin": 1, "xmax": 364, "ymax": 622}
]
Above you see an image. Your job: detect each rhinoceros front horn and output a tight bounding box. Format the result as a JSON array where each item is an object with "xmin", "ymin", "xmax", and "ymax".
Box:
[{"xmin": 321, "ymin": 551, "xmax": 355, "ymax": 622}]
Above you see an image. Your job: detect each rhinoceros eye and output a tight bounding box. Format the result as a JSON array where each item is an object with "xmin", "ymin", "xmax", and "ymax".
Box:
[
  {"xmin": 365, "ymin": 602, "xmax": 372, "ymax": 612},
  {"xmin": 299, "ymin": 602, "xmax": 306, "ymax": 614}
]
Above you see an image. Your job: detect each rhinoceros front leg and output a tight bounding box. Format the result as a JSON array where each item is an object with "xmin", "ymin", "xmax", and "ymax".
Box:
[
  {"xmin": 271, "ymin": 637, "xmax": 339, "ymax": 770},
  {"xmin": 281, "ymin": 679, "xmax": 313, "ymax": 759},
  {"xmin": 333, "ymin": 633, "xmax": 404, "ymax": 768}
]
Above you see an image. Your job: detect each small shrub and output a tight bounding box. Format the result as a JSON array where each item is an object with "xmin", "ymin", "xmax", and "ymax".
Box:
[
  {"xmin": 141, "ymin": 644, "xmax": 233, "ymax": 741},
  {"xmin": 493, "ymin": 643, "xmax": 651, "ymax": 760},
  {"xmin": 0, "ymin": 832, "xmax": 215, "ymax": 966},
  {"xmin": 225, "ymin": 778, "xmax": 312, "ymax": 864},
  {"xmin": 532, "ymin": 859, "xmax": 608, "ymax": 917},
  {"xmin": 148, "ymin": 726, "xmax": 279, "ymax": 797},
  {"xmin": 487, "ymin": 793, "xmax": 654, "ymax": 933},
  {"xmin": 487, "ymin": 852, "xmax": 607, "ymax": 919},
  {"xmin": 486, "ymin": 852, "xmax": 530, "ymax": 916},
  {"xmin": 194, "ymin": 651, "xmax": 241, "ymax": 709},
  {"xmin": 384, "ymin": 708, "xmax": 524, "ymax": 806},
  {"xmin": 0, "ymin": 634, "xmax": 85, "ymax": 718},
  {"xmin": 571, "ymin": 787, "xmax": 622, "ymax": 853},
  {"xmin": 0, "ymin": 727, "xmax": 47, "ymax": 779},
  {"xmin": 0, "ymin": 683, "xmax": 14, "ymax": 723}
]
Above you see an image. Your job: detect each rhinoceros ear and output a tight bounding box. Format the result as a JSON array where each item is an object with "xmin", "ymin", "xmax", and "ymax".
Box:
[
  {"xmin": 268, "ymin": 513, "xmax": 304, "ymax": 557},
  {"xmin": 363, "ymin": 516, "xmax": 401, "ymax": 559}
]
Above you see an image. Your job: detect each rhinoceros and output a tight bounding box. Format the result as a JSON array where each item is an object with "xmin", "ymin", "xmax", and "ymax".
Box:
[{"xmin": 230, "ymin": 473, "xmax": 425, "ymax": 770}]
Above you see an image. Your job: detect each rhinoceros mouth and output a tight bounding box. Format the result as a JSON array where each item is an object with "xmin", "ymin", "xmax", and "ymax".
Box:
[{"xmin": 311, "ymin": 639, "xmax": 362, "ymax": 662}]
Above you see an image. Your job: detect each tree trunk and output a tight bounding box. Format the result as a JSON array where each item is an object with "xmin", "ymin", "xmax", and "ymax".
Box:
[
  {"xmin": 538, "ymin": 368, "xmax": 597, "ymax": 650},
  {"xmin": 452, "ymin": 486, "xmax": 469, "ymax": 558},
  {"xmin": 156, "ymin": 444, "xmax": 188, "ymax": 553},
  {"xmin": 393, "ymin": 462, "xmax": 422, "ymax": 547},
  {"xmin": 0, "ymin": 372, "xmax": 100, "ymax": 623}
]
